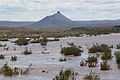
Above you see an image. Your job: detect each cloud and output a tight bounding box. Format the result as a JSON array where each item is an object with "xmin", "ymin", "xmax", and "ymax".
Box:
[
  {"xmin": 0, "ymin": 0, "xmax": 120, "ymax": 21},
  {"xmin": 0, "ymin": 0, "xmax": 17, "ymax": 4}
]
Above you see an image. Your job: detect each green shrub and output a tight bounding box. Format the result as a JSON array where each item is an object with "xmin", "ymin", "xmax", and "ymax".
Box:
[
  {"xmin": 117, "ymin": 44, "xmax": 120, "ymax": 49},
  {"xmin": 0, "ymin": 54, "xmax": 5, "ymax": 59},
  {"xmin": 67, "ymin": 42, "xmax": 75, "ymax": 47},
  {"xmin": 100, "ymin": 61, "xmax": 110, "ymax": 70},
  {"xmin": 59, "ymin": 58, "xmax": 67, "ymax": 62},
  {"xmin": 1, "ymin": 64, "xmax": 13, "ymax": 76},
  {"xmin": 61, "ymin": 47, "xmax": 81, "ymax": 56},
  {"xmin": 40, "ymin": 37, "xmax": 48, "ymax": 46},
  {"xmin": 0, "ymin": 38, "xmax": 8, "ymax": 41},
  {"xmin": 13, "ymin": 67, "xmax": 19, "ymax": 75},
  {"xmin": 115, "ymin": 51, "xmax": 120, "ymax": 69},
  {"xmin": 30, "ymin": 39, "xmax": 40, "ymax": 43},
  {"xmin": 89, "ymin": 45, "xmax": 100, "ymax": 53},
  {"xmin": 101, "ymin": 52, "xmax": 112, "ymax": 60},
  {"xmin": 89, "ymin": 44, "xmax": 111, "ymax": 53},
  {"xmin": 15, "ymin": 38, "xmax": 29, "ymax": 46},
  {"xmin": 48, "ymin": 38, "xmax": 59, "ymax": 41},
  {"xmin": 10, "ymin": 56, "xmax": 17, "ymax": 61},
  {"xmin": 84, "ymin": 71, "xmax": 100, "ymax": 80},
  {"xmin": 0, "ymin": 43, "xmax": 6, "ymax": 47},
  {"xmin": 53, "ymin": 69, "xmax": 72, "ymax": 80},
  {"xmin": 87, "ymin": 56, "xmax": 97, "ymax": 67},
  {"xmin": 23, "ymin": 48, "xmax": 32, "ymax": 55}
]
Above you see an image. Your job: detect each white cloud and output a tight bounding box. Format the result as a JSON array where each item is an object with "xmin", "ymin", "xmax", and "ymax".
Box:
[
  {"xmin": 0, "ymin": 0, "xmax": 17, "ymax": 4},
  {"xmin": 0, "ymin": 0, "xmax": 120, "ymax": 21}
]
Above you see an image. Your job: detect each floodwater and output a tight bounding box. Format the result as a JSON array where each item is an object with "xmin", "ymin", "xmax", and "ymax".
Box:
[{"xmin": 0, "ymin": 33, "xmax": 120, "ymax": 80}]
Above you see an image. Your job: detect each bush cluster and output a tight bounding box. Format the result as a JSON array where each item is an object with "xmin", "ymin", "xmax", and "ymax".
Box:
[
  {"xmin": 87, "ymin": 56, "xmax": 97, "ymax": 67},
  {"xmin": 89, "ymin": 44, "xmax": 111, "ymax": 53},
  {"xmin": 61, "ymin": 47, "xmax": 82, "ymax": 56},
  {"xmin": 53, "ymin": 69, "xmax": 72, "ymax": 80},
  {"xmin": 100, "ymin": 61, "xmax": 110, "ymax": 70},
  {"xmin": 115, "ymin": 51, "xmax": 120, "ymax": 69},
  {"xmin": 15, "ymin": 38, "xmax": 29, "ymax": 46}
]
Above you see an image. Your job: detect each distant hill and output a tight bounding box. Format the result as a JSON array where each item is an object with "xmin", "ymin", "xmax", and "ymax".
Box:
[
  {"xmin": 0, "ymin": 21, "xmax": 34, "ymax": 27},
  {"xmin": 0, "ymin": 11, "xmax": 120, "ymax": 28},
  {"xmin": 72, "ymin": 20, "xmax": 120, "ymax": 27},
  {"xmin": 30, "ymin": 11, "xmax": 73, "ymax": 28}
]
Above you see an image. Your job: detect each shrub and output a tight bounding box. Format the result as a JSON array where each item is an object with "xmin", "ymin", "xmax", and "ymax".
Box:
[
  {"xmin": 67, "ymin": 42, "xmax": 75, "ymax": 47},
  {"xmin": 0, "ymin": 38, "xmax": 8, "ymax": 41},
  {"xmin": 30, "ymin": 39, "xmax": 40, "ymax": 43},
  {"xmin": 40, "ymin": 37, "xmax": 48, "ymax": 46},
  {"xmin": 116, "ymin": 44, "xmax": 120, "ymax": 49},
  {"xmin": 109, "ymin": 45, "xmax": 113, "ymax": 48},
  {"xmin": 13, "ymin": 67, "xmax": 19, "ymax": 75},
  {"xmin": 0, "ymin": 54, "xmax": 5, "ymax": 59},
  {"xmin": 10, "ymin": 56, "xmax": 17, "ymax": 61},
  {"xmin": 59, "ymin": 58, "xmax": 67, "ymax": 62},
  {"xmin": 115, "ymin": 51, "xmax": 120, "ymax": 69},
  {"xmin": 100, "ymin": 61, "xmax": 110, "ymax": 70},
  {"xmin": 89, "ymin": 45, "xmax": 100, "ymax": 53},
  {"xmin": 80, "ymin": 60, "xmax": 87, "ymax": 66},
  {"xmin": 87, "ymin": 56, "xmax": 97, "ymax": 67},
  {"xmin": 1, "ymin": 64, "xmax": 13, "ymax": 76},
  {"xmin": 23, "ymin": 48, "xmax": 32, "ymax": 55},
  {"xmin": 89, "ymin": 44, "xmax": 111, "ymax": 53},
  {"xmin": 0, "ymin": 43, "xmax": 6, "ymax": 47},
  {"xmin": 101, "ymin": 52, "xmax": 112, "ymax": 60},
  {"xmin": 84, "ymin": 71, "xmax": 100, "ymax": 80},
  {"xmin": 61, "ymin": 47, "xmax": 82, "ymax": 56},
  {"xmin": 48, "ymin": 38, "xmax": 59, "ymax": 41},
  {"xmin": 1, "ymin": 64, "xmax": 20, "ymax": 76},
  {"xmin": 15, "ymin": 38, "xmax": 29, "ymax": 46},
  {"xmin": 53, "ymin": 69, "xmax": 72, "ymax": 80}
]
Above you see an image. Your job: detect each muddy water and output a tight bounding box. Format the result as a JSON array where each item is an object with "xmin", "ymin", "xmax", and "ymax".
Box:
[{"xmin": 0, "ymin": 33, "xmax": 120, "ymax": 80}]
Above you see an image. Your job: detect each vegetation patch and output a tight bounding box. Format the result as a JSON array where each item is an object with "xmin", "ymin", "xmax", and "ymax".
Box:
[
  {"xmin": 100, "ymin": 61, "xmax": 110, "ymax": 71},
  {"xmin": 23, "ymin": 48, "xmax": 32, "ymax": 55},
  {"xmin": 89, "ymin": 44, "xmax": 111, "ymax": 53},
  {"xmin": 15, "ymin": 38, "xmax": 29, "ymax": 46},
  {"xmin": 84, "ymin": 71, "xmax": 100, "ymax": 80},
  {"xmin": 59, "ymin": 58, "xmax": 67, "ymax": 62},
  {"xmin": 115, "ymin": 51, "xmax": 120, "ymax": 69},
  {"xmin": 52, "ymin": 69, "xmax": 72, "ymax": 80},
  {"xmin": 0, "ymin": 38, "xmax": 8, "ymax": 41},
  {"xmin": 61, "ymin": 46, "xmax": 82, "ymax": 56},
  {"xmin": 40, "ymin": 37, "xmax": 48, "ymax": 46},
  {"xmin": 116, "ymin": 44, "xmax": 120, "ymax": 49},
  {"xmin": 87, "ymin": 56, "xmax": 97, "ymax": 68},
  {"xmin": 0, "ymin": 64, "xmax": 20, "ymax": 76},
  {"xmin": 10, "ymin": 56, "xmax": 17, "ymax": 61},
  {"xmin": 0, "ymin": 54, "xmax": 5, "ymax": 59}
]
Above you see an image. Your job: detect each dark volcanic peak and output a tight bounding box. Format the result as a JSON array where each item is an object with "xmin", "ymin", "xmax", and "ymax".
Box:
[
  {"xmin": 30, "ymin": 11, "xmax": 73, "ymax": 27},
  {"xmin": 44, "ymin": 11, "xmax": 71, "ymax": 21},
  {"xmin": 46, "ymin": 11, "xmax": 72, "ymax": 22}
]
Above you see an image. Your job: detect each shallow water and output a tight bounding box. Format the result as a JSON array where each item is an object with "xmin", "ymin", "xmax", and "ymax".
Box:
[{"xmin": 0, "ymin": 33, "xmax": 120, "ymax": 80}]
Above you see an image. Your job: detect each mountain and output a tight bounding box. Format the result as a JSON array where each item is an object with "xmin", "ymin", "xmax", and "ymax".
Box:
[
  {"xmin": 30, "ymin": 11, "xmax": 73, "ymax": 28},
  {"xmin": 73, "ymin": 20, "xmax": 120, "ymax": 27},
  {"xmin": 0, "ymin": 21, "xmax": 34, "ymax": 27},
  {"xmin": 1, "ymin": 11, "xmax": 120, "ymax": 28},
  {"xmin": 29, "ymin": 11, "xmax": 120, "ymax": 28}
]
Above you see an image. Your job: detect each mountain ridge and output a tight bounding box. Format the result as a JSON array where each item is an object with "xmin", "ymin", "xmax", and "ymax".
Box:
[
  {"xmin": 30, "ymin": 11, "xmax": 73, "ymax": 27},
  {"xmin": 0, "ymin": 11, "xmax": 120, "ymax": 28}
]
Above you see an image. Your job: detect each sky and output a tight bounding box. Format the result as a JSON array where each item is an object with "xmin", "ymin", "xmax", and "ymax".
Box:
[{"xmin": 0, "ymin": 0, "xmax": 120, "ymax": 21}]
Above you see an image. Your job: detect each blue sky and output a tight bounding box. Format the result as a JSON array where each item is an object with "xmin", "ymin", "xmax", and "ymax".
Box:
[{"xmin": 0, "ymin": 0, "xmax": 120, "ymax": 21}]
